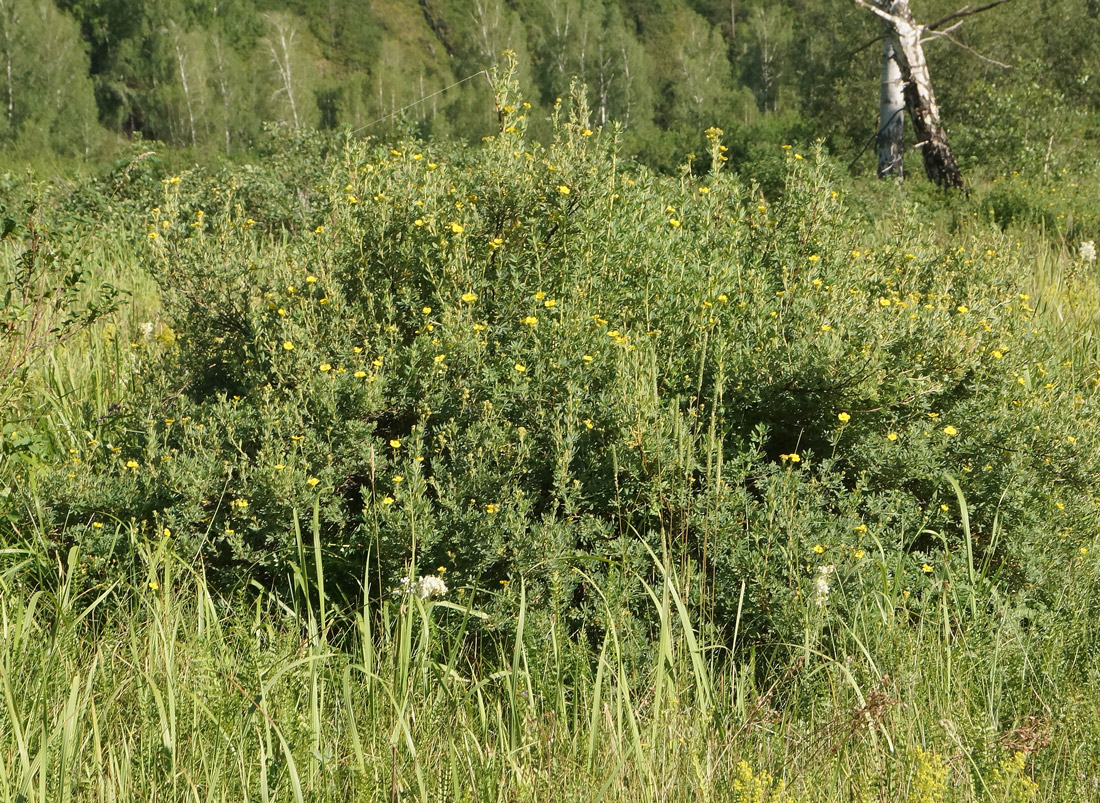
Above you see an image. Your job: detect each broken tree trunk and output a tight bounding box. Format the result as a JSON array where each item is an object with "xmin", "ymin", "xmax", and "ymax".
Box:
[{"xmin": 856, "ymin": 0, "xmax": 964, "ymax": 189}]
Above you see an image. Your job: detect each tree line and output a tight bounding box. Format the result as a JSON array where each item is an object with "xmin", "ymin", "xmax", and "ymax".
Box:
[{"xmin": 3, "ymin": 0, "xmax": 1099, "ymax": 177}]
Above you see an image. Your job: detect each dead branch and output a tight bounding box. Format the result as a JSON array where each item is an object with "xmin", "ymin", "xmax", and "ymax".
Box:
[
  {"xmin": 926, "ymin": 0, "xmax": 1013, "ymax": 31},
  {"xmin": 928, "ymin": 29, "xmax": 1013, "ymax": 68}
]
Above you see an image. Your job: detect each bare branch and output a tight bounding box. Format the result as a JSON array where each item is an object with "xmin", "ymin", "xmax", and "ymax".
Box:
[
  {"xmin": 926, "ymin": 0, "xmax": 1012, "ymax": 31},
  {"xmin": 850, "ymin": 0, "xmax": 899, "ymax": 25},
  {"xmin": 933, "ymin": 29, "xmax": 1013, "ymax": 68},
  {"xmin": 846, "ymin": 33, "xmax": 886, "ymax": 60},
  {"xmin": 922, "ymin": 20, "xmax": 966, "ymax": 39}
]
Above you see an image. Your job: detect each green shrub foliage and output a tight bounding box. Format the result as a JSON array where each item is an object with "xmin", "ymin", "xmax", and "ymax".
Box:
[{"xmin": 39, "ymin": 71, "xmax": 1100, "ymax": 649}]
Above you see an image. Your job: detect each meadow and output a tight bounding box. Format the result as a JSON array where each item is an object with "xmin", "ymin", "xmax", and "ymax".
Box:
[{"xmin": 3, "ymin": 71, "xmax": 1100, "ymax": 801}]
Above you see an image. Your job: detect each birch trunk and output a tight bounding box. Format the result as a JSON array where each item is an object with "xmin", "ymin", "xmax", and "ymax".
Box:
[
  {"xmin": 877, "ymin": 20, "xmax": 904, "ymax": 179},
  {"xmin": 0, "ymin": 0, "xmax": 14, "ymax": 129},
  {"xmin": 265, "ymin": 16, "xmax": 300, "ymax": 128},
  {"xmin": 855, "ymin": 0, "xmax": 964, "ymax": 188},
  {"xmin": 890, "ymin": 1, "xmax": 962, "ymax": 187},
  {"xmin": 173, "ymin": 32, "xmax": 197, "ymax": 147}
]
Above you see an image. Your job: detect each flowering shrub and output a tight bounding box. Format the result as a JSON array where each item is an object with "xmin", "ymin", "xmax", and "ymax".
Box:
[{"xmin": 36, "ymin": 66, "xmax": 1100, "ymax": 650}]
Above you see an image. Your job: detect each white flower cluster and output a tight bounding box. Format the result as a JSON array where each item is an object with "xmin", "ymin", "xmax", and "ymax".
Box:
[
  {"xmin": 395, "ymin": 574, "xmax": 448, "ymax": 599},
  {"xmin": 813, "ymin": 565, "xmax": 836, "ymax": 608},
  {"xmin": 1080, "ymin": 240, "xmax": 1096, "ymax": 263}
]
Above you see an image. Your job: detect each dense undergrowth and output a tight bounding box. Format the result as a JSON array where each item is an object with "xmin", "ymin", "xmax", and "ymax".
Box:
[{"xmin": 3, "ymin": 66, "xmax": 1100, "ymax": 800}]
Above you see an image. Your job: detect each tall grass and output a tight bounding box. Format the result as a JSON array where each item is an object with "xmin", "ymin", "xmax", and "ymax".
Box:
[{"xmin": 1, "ymin": 505, "xmax": 1097, "ymax": 801}]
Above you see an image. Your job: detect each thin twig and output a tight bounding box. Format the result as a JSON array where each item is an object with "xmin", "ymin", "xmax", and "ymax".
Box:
[
  {"xmin": 926, "ymin": 0, "xmax": 1012, "ymax": 31},
  {"xmin": 933, "ymin": 30, "xmax": 1013, "ymax": 68},
  {"xmin": 350, "ymin": 70, "xmax": 491, "ymax": 135}
]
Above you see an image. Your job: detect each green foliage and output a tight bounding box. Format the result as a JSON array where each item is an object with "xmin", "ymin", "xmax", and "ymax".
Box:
[
  {"xmin": 0, "ymin": 0, "xmax": 101, "ymax": 156},
  {"xmin": 26, "ymin": 74, "xmax": 1100, "ymax": 662},
  {"xmin": 0, "ymin": 191, "xmax": 125, "ymax": 524}
]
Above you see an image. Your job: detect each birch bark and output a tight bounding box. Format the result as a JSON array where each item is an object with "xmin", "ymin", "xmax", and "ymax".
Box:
[
  {"xmin": 855, "ymin": 0, "xmax": 964, "ymax": 188},
  {"xmin": 877, "ymin": 14, "xmax": 904, "ymax": 178}
]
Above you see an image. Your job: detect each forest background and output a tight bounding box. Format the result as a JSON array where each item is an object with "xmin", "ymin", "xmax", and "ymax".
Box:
[{"xmin": 3, "ymin": 0, "xmax": 1097, "ymax": 183}]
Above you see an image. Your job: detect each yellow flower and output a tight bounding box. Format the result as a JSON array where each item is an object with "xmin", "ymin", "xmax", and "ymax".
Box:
[
  {"xmin": 544, "ymin": 299, "xmax": 557, "ymax": 308},
  {"xmin": 821, "ymin": 324, "xmax": 832, "ymax": 331},
  {"xmin": 449, "ymin": 222, "xmax": 464, "ymax": 234},
  {"xmin": 393, "ymin": 476, "xmax": 403, "ymax": 483},
  {"xmin": 125, "ymin": 460, "xmax": 139, "ymax": 469},
  {"xmin": 808, "ymin": 255, "xmax": 820, "ymax": 263},
  {"xmin": 149, "ymin": 579, "xmax": 160, "ymax": 590},
  {"xmin": 669, "ymin": 218, "xmax": 681, "ymax": 227},
  {"xmin": 887, "ymin": 432, "xmax": 898, "ymax": 442},
  {"xmin": 557, "ymin": 185, "xmax": 570, "ymax": 195},
  {"xmin": 922, "ymin": 564, "xmax": 933, "ymax": 573},
  {"xmin": 307, "ymin": 477, "xmax": 320, "ymax": 487},
  {"xmin": 581, "ymin": 128, "xmax": 593, "ymax": 136},
  {"xmin": 434, "ymin": 354, "xmax": 445, "ymax": 364},
  {"xmin": 535, "ymin": 291, "xmax": 546, "ymax": 300},
  {"xmin": 584, "ymin": 419, "xmax": 594, "ymax": 429},
  {"xmin": 274, "ymin": 464, "xmax": 285, "ymax": 470},
  {"xmin": 283, "ymin": 341, "xmax": 295, "ymax": 351},
  {"xmin": 462, "ymin": 292, "xmax": 477, "ymax": 303},
  {"xmin": 514, "ymin": 363, "xmax": 526, "ymax": 373},
  {"xmin": 422, "ymin": 306, "xmax": 432, "ymax": 315},
  {"xmin": 92, "ymin": 522, "xmax": 104, "ymax": 529},
  {"xmin": 486, "ymin": 503, "xmax": 500, "ymax": 514},
  {"xmin": 943, "ymin": 425, "xmax": 958, "ymax": 436},
  {"xmin": 414, "ymin": 218, "xmax": 425, "ymax": 227},
  {"xmin": 813, "ymin": 544, "xmax": 825, "ymax": 554},
  {"xmin": 163, "ymin": 528, "xmax": 172, "ymax": 537},
  {"xmin": 956, "ymin": 305, "xmax": 969, "ymax": 313},
  {"xmin": 854, "ymin": 549, "xmax": 865, "ymax": 559},
  {"xmin": 389, "ymin": 439, "xmax": 401, "ymax": 449},
  {"xmin": 306, "ymin": 275, "xmax": 317, "ymax": 284},
  {"xmin": 838, "ymin": 412, "xmax": 851, "ymax": 423},
  {"xmin": 382, "ymin": 496, "xmax": 395, "ymax": 506},
  {"xmin": 354, "ymin": 370, "xmax": 367, "ymax": 378},
  {"xmin": 522, "ymin": 315, "xmax": 538, "ymax": 327},
  {"xmin": 582, "ymin": 354, "xmax": 594, "ymax": 363},
  {"xmin": 319, "ymin": 363, "xmax": 332, "ymax": 372}
]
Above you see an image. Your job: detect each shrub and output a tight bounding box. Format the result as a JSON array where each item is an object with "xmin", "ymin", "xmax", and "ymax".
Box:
[{"xmin": 35, "ymin": 64, "xmax": 1100, "ymax": 653}]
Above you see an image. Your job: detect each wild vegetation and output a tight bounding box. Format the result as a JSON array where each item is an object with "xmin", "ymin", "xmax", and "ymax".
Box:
[{"xmin": 4, "ymin": 4, "xmax": 1100, "ymax": 799}]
